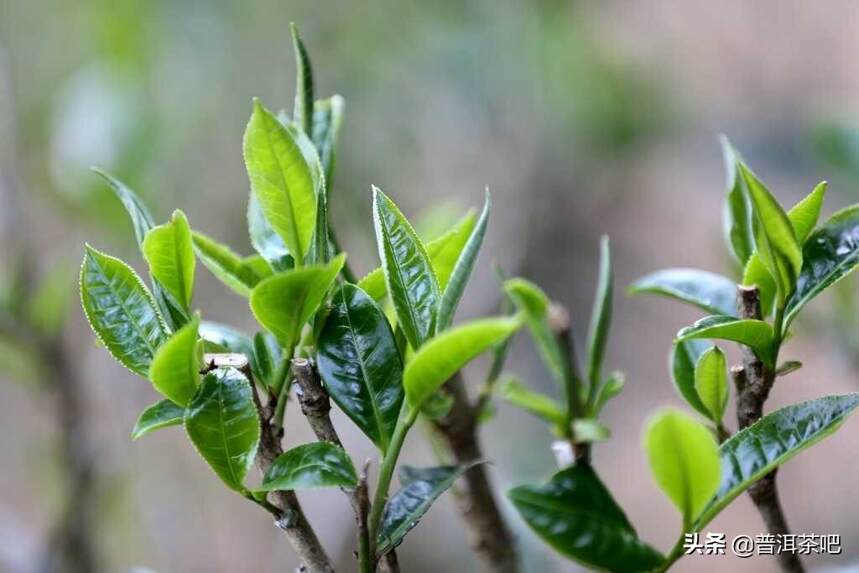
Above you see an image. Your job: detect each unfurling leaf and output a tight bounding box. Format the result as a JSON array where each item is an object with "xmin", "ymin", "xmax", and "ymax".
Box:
[
  {"xmin": 693, "ymin": 346, "xmax": 728, "ymax": 425},
  {"xmin": 373, "ymin": 187, "xmax": 440, "ymax": 348},
  {"xmin": 644, "ymin": 409, "xmax": 720, "ymax": 528},
  {"xmin": 377, "ymin": 464, "xmax": 472, "ymax": 555},
  {"xmin": 499, "ymin": 377, "xmax": 566, "ymax": 427},
  {"xmin": 629, "ymin": 268, "xmax": 736, "ymax": 317},
  {"xmin": 258, "ymin": 442, "xmax": 357, "ymax": 492},
  {"xmin": 404, "ymin": 317, "xmax": 521, "ymax": 410},
  {"xmin": 249, "ymin": 254, "xmax": 345, "ymax": 351},
  {"xmin": 676, "ymin": 315, "xmax": 774, "ymax": 369},
  {"xmin": 312, "ymin": 95, "xmax": 345, "ymax": 185},
  {"xmin": 149, "ymin": 315, "xmax": 202, "ymax": 407},
  {"xmin": 671, "ymin": 340, "xmax": 712, "ymax": 417},
  {"xmin": 720, "ymin": 136, "xmax": 754, "ymax": 266},
  {"xmin": 290, "ymin": 23, "xmax": 314, "ymax": 135},
  {"xmin": 192, "ymin": 230, "xmax": 268, "ymax": 297},
  {"xmin": 247, "ymin": 194, "xmax": 294, "ymax": 271},
  {"xmin": 509, "ymin": 464, "xmax": 664, "ymax": 572},
  {"xmin": 185, "ymin": 368, "xmax": 260, "ymax": 491},
  {"xmin": 586, "ymin": 236, "xmax": 613, "ymax": 385},
  {"xmin": 317, "ymin": 284, "xmax": 404, "ymax": 453},
  {"xmin": 131, "ymin": 399, "xmax": 185, "ymax": 440},
  {"xmin": 142, "ymin": 210, "xmax": 196, "ymax": 313},
  {"xmin": 80, "ymin": 246, "xmax": 168, "ymax": 376}
]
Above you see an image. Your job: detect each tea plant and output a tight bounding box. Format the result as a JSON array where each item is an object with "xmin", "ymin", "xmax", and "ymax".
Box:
[{"xmin": 78, "ymin": 25, "xmax": 524, "ymax": 573}]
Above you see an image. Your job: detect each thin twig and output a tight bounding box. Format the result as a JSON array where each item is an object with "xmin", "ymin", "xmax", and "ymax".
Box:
[
  {"xmin": 734, "ymin": 286, "xmax": 804, "ymax": 573},
  {"xmin": 548, "ymin": 303, "xmax": 590, "ymax": 464}
]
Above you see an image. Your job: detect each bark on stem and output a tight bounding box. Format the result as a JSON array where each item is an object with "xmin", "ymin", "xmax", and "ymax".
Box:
[
  {"xmin": 734, "ymin": 286, "xmax": 804, "ymax": 573},
  {"xmin": 431, "ymin": 373, "xmax": 520, "ymax": 573}
]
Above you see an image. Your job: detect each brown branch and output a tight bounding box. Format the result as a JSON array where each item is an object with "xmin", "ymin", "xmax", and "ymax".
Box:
[
  {"xmin": 734, "ymin": 286, "xmax": 804, "ymax": 573},
  {"xmin": 431, "ymin": 373, "xmax": 520, "ymax": 573}
]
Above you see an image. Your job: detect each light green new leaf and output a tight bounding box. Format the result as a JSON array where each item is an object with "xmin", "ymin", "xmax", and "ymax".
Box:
[
  {"xmin": 670, "ymin": 340, "xmax": 712, "ymax": 417},
  {"xmin": 694, "ymin": 346, "xmax": 728, "ymax": 424},
  {"xmin": 573, "ymin": 419, "xmax": 610, "ymax": 443},
  {"xmin": 185, "ymin": 368, "xmax": 260, "ymax": 491},
  {"xmin": 676, "ymin": 315, "xmax": 774, "ymax": 369},
  {"xmin": 249, "ymin": 254, "xmax": 345, "ymax": 350},
  {"xmin": 142, "ymin": 210, "xmax": 195, "ymax": 312},
  {"xmin": 93, "ymin": 168, "xmax": 155, "ymax": 246},
  {"xmin": 243, "ymin": 99, "xmax": 318, "ymax": 264},
  {"xmin": 743, "ymin": 181, "xmax": 827, "ymax": 317},
  {"xmin": 258, "ymin": 442, "xmax": 357, "ymax": 492},
  {"xmin": 247, "ymin": 194, "xmax": 294, "ymax": 271},
  {"xmin": 80, "ymin": 246, "xmax": 168, "ymax": 376},
  {"xmin": 131, "ymin": 399, "xmax": 185, "ymax": 440},
  {"xmin": 312, "ymin": 95, "xmax": 345, "ymax": 185},
  {"xmin": 586, "ymin": 236, "xmax": 613, "ymax": 385},
  {"xmin": 192, "ymin": 231, "xmax": 267, "ymax": 297},
  {"xmin": 404, "ymin": 317, "xmax": 521, "ymax": 409},
  {"xmin": 720, "ymin": 136, "xmax": 754, "ymax": 266},
  {"xmin": 436, "ymin": 193, "xmax": 490, "ymax": 332},
  {"xmin": 290, "ymin": 23, "xmax": 314, "ymax": 135},
  {"xmin": 373, "ymin": 187, "xmax": 440, "ymax": 348},
  {"xmin": 593, "ymin": 371, "xmax": 625, "ymax": 414},
  {"xmin": 694, "ymin": 393, "xmax": 859, "ymax": 530},
  {"xmin": 739, "ymin": 163, "xmax": 802, "ymax": 303},
  {"xmin": 500, "ymin": 376, "xmax": 566, "ymax": 427},
  {"xmin": 149, "ymin": 316, "xmax": 202, "ymax": 407},
  {"xmin": 644, "ymin": 409, "xmax": 720, "ymax": 528},
  {"xmin": 629, "ymin": 268, "xmax": 736, "ymax": 317}
]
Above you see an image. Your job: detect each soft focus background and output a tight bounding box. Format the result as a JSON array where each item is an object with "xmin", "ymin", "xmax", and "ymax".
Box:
[{"xmin": 2, "ymin": 2, "xmax": 859, "ymax": 572}]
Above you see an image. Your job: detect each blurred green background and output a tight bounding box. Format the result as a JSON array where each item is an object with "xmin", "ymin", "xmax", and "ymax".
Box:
[{"xmin": 2, "ymin": 1, "xmax": 859, "ymax": 572}]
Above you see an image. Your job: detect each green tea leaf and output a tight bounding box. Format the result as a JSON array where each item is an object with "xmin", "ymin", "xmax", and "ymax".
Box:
[
  {"xmin": 92, "ymin": 168, "xmax": 155, "ymax": 246},
  {"xmin": 80, "ymin": 245, "xmax": 168, "ymax": 376},
  {"xmin": 258, "ymin": 442, "xmax": 357, "ymax": 492},
  {"xmin": 629, "ymin": 268, "xmax": 736, "ymax": 316},
  {"xmin": 436, "ymin": 193, "xmax": 490, "ymax": 332},
  {"xmin": 693, "ymin": 346, "xmax": 728, "ymax": 424},
  {"xmin": 499, "ymin": 377, "xmax": 566, "ymax": 426},
  {"xmin": 720, "ymin": 136, "xmax": 754, "ymax": 266},
  {"xmin": 192, "ymin": 230, "xmax": 265, "ymax": 297},
  {"xmin": 249, "ymin": 254, "xmax": 345, "ymax": 351},
  {"xmin": 670, "ymin": 340, "xmax": 712, "ymax": 417},
  {"xmin": 739, "ymin": 163, "xmax": 802, "ymax": 303},
  {"xmin": 373, "ymin": 187, "xmax": 440, "ymax": 348},
  {"xmin": 131, "ymin": 399, "xmax": 185, "ymax": 440},
  {"xmin": 317, "ymin": 284, "xmax": 404, "ymax": 453},
  {"xmin": 142, "ymin": 210, "xmax": 195, "ymax": 312},
  {"xmin": 573, "ymin": 418, "xmax": 610, "ymax": 443},
  {"xmin": 593, "ymin": 371, "xmax": 625, "ymax": 414},
  {"xmin": 676, "ymin": 315, "xmax": 774, "ymax": 369},
  {"xmin": 694, "ymin": 394, "xmax": 859, "ymax": 530},
  {"xmin": 290, "ymin": 23, "xmax": 314, "ymax": 135},
  {"xmin": 185, "ymin": 368, "xmax": 260, "ymax": 491},
  {"xmin": 311, "ymin": 95, "xmax": 345, "ymax": 185},
  {"xmin": 377, "ymin": 464, "xmax": 472, "ymax": 555},
  {"xmin": 509, "ymin": 464, "xmax": 664, "ymax": 572},
  {"xmin": 243, "ymin": 99, "xmax": 318, "ymax": 263},
  {"xmin": 586, "ymin": 236, "xmax": 613, "ymax": 385},
  {"xmin": 149, "ymin": 315, "xmax": 202, "ymax": 407},
  {"xmin": 644, "ymin": 409, "xmax": 720, "ymax": 528},
  {"xmin": 247, "ymin": 194, "xmax": 294, "ymax": 271},
  {"xmin": 786, "ymin": 205, "xmax": 859, "ymax": 328},
  {"xmin": 404, "ymin": 317, "xmax": 521, "ymax": 409}
]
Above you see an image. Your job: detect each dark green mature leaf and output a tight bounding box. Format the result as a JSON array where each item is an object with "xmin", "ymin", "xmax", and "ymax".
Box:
[
  {"xmin": 671, "ymin": 340, "xmax": 712, "ymax": 417},
  {"xmin": 142, "ymin": 210, "xmax": 196, "ymax": 313},
  {"xmin": 694, "ymin": 394, "xmax": 859, "ymax": 529},
  {"xmin": 644, "ymin": 409, "xmax": 720, "ymax": 528},
  {"xmin": 743, "ymin": 181, "xmax": 827, "ymax": 317},
  {"xmin": 676, "ymin": 315, "xmax": 774, "ymax": 368},
  {"xmin": 312, "ymin": 95, "xmax": 345, "ymax": 185},
  {"xmin": 250, "ymin": 254, "xmax": 345, "ymax": 351},
  {"xmin": 244, "ymin": 99, "xmax": 318, "ymax": 263},
  {"xmin": 131, "ymin": 399, "xmax": 185, "ymax": 440},
  {"xmin": 509, "ymin": 464, "xmax": 663, "ymax": 572},
  {"xmin": 786, "ymin": 205, "xmax": 859, "ymax": 328},
  {"xmin": 694, "ymin": 346, "xmax": 728, "ymax": 424},
  {"xmin": 436, "ymin": 193, "xmax": 490, "ymax": 332},
  {"xmin": 317, "ymin": 284, "xmax": 404, "ymax": 453},
  {"xmin": 258, "ymin": 442, "xmax": 357, "ymax": 492},
  {"xmin": 404, "ymin": 316, "xmax": 521, "ymax": 409},
  {"xmin": 377, "ymin": 464, "xmax": 472, "ymax": 555},
  {"xmin": 373, "ymin": 187, "xmax": 440, "ymax": 348},
  {"xmin": 185, "ymin": 368, "xmax": 260, "ymax": 491},
  {"xmin": 739, "ymin": 163, "xmax": 802, "ymax": 303},
  {"xmin": 290, "ymin": 23, "xmax": 314, "ymax": 135},
  {"xmin": 149, "ymin": 315, "xmax": 202, "ymax": 407},
  {"xmin": 720, "ymin": 136, "xmax": 754, "ymax": 266},
  {"xmin": 500, "ymin": 377, "xmax": 566, "ymax": 426},
  {"xmin": 247, "ymin": 194, "xmax": 294, "ymax": 271},
  {"xmin": 80, "ymin": 245, "xmax": 168, "ymax": 376},
  {"xmin": 586, "ymin": 236, "xmax": 613, "ymax": 385},
  {"xmin": 629, "ymin": 268, "xmax": 736, "ymax": 316},
  {"xmin": 192, "ymin": 230, "xmax": 266, "ymax": 297}
]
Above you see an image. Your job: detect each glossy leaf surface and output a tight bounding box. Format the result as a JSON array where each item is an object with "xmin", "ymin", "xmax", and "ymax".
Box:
[
  {"xmin": 247, "ymin": 194, "xmax": 293, "ymax": 271},
  {"xmin": 676, "ymin": 315, "xmax": 774, "ymax": 368},
  {"xmin": 131, "ymin": 399, "xmax": 185, "ymax": 440},
  {"xmin": 670, "ymin": 340, "xmax": 712, "ymax": 417},
  {"xmin": 317, "ymin": 284, "xmax": 403, "ymax": 452},
  {"xmin": 80, "ymin": 246, "xmax": 168, "ymax": 376},
  {"xmin": 149, "ymin": 316, "xmax": 202, "ymax": 407},
  {"xmin": 142, "ymin": 210, "xmax": 195, "ymax": 312},
  {"xmin": 509, "ymin": 464, "xmax": 663, "ymax": 572},
  {"xmin": 185, "ymin": 368, "xmax": 260, "ymax": 491},
  {"xmin": 694, "ymin": 346, "xmax": 728, "ymax": 424},
  {"xmin": 629, "ymin": 268, "xmax": 736, "ymax": 316},
  {"xmin": 258, "ymin": 442, "xmax": 357, "ymax": 492}
]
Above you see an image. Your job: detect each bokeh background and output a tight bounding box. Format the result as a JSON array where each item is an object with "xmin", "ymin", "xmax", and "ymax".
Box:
[{"xmin": 2, "ymin": 1, "xmax": 859, "ymax": 572}]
